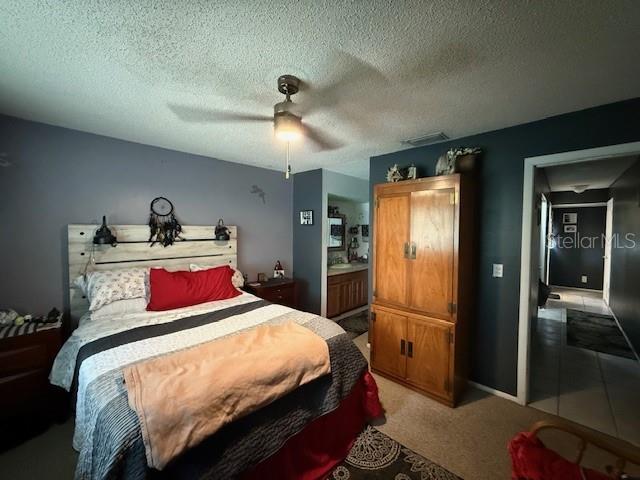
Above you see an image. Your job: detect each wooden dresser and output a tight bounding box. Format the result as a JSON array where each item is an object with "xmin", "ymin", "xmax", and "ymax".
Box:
[
  {"xmin": 244, "ymin": 278, "xmax": 298, "ymax": 309},
  {"xmin": 371, "ymin": 174, "xmax": 476, "ymax": 407},
  {"xmin": 327, "ymin": 268, "xmax": 368, "ymax": 318},
  {"xmin": 0, "ymin": 325, "xmax": 66, "ymax": 449}
]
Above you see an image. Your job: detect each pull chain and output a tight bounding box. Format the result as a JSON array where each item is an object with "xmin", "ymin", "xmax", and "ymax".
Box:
[{"xmin": 285, "ymin": 141, "xmax": 291, "ymax": 179}]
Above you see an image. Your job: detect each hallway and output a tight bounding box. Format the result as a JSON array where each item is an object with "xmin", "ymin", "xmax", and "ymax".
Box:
[{"xmin": 529, "ymin": 286, "xmax": 640, "ymax": 446}]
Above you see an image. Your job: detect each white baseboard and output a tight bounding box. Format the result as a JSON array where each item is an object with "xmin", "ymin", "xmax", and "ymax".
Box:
[
  {"xmin": 549, "ymin": 285, "xmax": 603, "ymax": 294},
  {"xmin": 468, "ymin": 381, "xmax": 519, "ymax": 403}
]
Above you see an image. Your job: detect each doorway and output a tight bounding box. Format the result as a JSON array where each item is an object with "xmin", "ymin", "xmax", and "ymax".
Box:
[{"xmin": 518, "ymin": 142, "xmax": 640, "ymax": 444}]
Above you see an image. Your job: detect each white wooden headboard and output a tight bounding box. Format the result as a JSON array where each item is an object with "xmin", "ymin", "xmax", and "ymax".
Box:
[{"xmin": 68, "ymin": 224, "xmax": 237, "ymax": 324}]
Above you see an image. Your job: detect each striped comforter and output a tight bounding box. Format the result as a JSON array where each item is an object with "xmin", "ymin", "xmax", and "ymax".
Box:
[{"xmin": 50, "ymin": 293, "xmax": 368, "ymax": 479}]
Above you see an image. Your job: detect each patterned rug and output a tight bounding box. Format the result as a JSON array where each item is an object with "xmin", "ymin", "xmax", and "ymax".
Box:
[
  {"xmin": 331, "ymin": 426, "xmax": 461, "ymax": 479},
  {"xmin": 566, "ymin": 309, "xmax": 635, "ymax": 360},
  {"xmin": 337, "ymin": 311, "xmax": 369, "ymax": 340}
]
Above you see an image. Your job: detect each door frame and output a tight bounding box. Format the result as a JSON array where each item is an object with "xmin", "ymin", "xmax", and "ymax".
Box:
[
  {"xmin": 603, "ymin": 197, "xmax": 614, "ymax": 305},
  {"xmin": 517, "ymin": 141, "xmax": 640, "ymax": 405},
  {"xmin": 539, "ymin": 193, "xmax": 549, "ymax": 284},
  {"xmin": 545, "ymin": 203, "xmax": 553, "ymax": 284}
]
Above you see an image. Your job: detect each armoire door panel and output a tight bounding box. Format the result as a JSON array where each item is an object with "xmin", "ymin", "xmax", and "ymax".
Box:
[
  {"xmin": 375, "ymin": 194, "xmax": 411, "ymax": 305},
  {"xmin": 405, "ymin": 317, "xmax": 452, "ymax": 397},
  {"xmin": 409, "ymin": 189, "xmax": 455, "ymax": 317},
  {"xmin": 371, "ymin": 309, "xmax": 406, "ymax": 378}
]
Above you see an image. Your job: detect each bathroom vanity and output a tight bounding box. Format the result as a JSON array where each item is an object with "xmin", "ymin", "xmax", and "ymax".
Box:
[{"xmin": 327, "ymin": 264, "xmax": 368, "ymax": 318}]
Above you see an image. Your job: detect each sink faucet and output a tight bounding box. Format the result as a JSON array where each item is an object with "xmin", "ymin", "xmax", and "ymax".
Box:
[{"xmin": 329, "ymin": 256, "xmax": 344, "ymax": 266}]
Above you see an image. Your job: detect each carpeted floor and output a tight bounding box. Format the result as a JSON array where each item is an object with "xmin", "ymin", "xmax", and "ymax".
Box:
[
  {"xmin": 1, "ymin": 333, "xmax": 638, "ymax": 479},
  {"xmin": 566, "ymin": 309, "xmax": 635, "ymax": 359}
]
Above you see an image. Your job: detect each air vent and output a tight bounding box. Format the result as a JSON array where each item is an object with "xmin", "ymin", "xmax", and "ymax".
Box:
[{"xmin": 402, "ymin": 132, "xmax": 449, "ymax": 147}]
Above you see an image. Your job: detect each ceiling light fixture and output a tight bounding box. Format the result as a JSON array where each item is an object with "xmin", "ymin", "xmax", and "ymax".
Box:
[
  {"xmin": 572, "ymin": 184, "xmax": 589, "ymax": 194},
  {"xmin": 273, "ymin": 110, "xmax": 302, "ymax": 142}
]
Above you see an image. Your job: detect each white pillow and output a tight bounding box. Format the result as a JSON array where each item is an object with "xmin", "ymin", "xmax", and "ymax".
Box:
[
  {"xmin": 74, "ymin": 268, "xmax": 148, "ymax": 312},
  {"xmin": 90, "ymin": 298, "xmax": 148, "ymax": 319},
  {"xmin": 189, "ymin": 264, "xmax": 244, "ymax": 288}
]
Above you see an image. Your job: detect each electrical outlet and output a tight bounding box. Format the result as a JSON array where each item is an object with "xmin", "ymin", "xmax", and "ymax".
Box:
[
  {"xmin": 581, "ymin": 275, "xmax": 588, "ymax": 283},
  {"xmin": 492, "ymin": 264, "xmax": 503, "ymax": 278}
]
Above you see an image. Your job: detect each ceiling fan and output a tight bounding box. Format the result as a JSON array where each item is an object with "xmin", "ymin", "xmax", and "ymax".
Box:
[{"xmin": 169, "ymin": 74, "xmax": 344, "ymax": 152}]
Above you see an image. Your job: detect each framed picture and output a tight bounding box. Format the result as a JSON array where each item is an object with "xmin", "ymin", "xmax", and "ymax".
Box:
[
  {"xmin": 564, "ymin": 225, "xmax": 577, "ymax": 233},
  {"xmin": 563, "ymin": 213, "xmax": 577, "ymax": 224},
  {"xmin": 257, "ymin": 272, "xmax": 267, "ymax": 283},
  {"xmin": 300, "ymin": 210, "xmax": 313, "ymax": 225}
]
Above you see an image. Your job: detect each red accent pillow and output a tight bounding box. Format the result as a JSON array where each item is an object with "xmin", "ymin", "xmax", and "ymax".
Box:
[{"xmin": 147, "ymin": 266, "xmax": 241, "ymax": 311}]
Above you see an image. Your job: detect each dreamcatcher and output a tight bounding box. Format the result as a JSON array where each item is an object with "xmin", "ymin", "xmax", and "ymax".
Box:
[{"xmin": 148, "ymin": 197, "xmax": 182, "ymax": 247}]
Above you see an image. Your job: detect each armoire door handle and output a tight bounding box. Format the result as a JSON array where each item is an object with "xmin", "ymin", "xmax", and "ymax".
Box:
[
  {"xmin": 408, "ymin": 341, "xmax": 413, "ymax": 358},
  {"xmin": 410, "ymin": 242, "xmax": 417, "ymax": 259},
  {"xmin": 403, "ymin": 242, "xmax": 410, "ymax": 258},
  {"xmin": 400, "ymin": 339, "xmax": 406, "ymax": 355}
]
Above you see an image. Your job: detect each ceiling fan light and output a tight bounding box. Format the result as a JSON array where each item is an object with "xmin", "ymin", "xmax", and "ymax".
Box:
[
  {"xmin": 274, "ymin": 113, "xmax": 302, "ymax": 141},
  {"xmin": 572, "ymin": 184, "xmax": 589, "ymax": 193}
]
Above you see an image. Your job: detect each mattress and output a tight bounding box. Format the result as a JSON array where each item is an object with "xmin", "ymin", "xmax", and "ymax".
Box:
[{"xmin": 50, "ymin": 293, "xmax": 369, "ymax": 479}]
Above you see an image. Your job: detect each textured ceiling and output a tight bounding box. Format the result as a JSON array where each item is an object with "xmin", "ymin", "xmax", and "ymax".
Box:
[
  {"xmin": 544, "ymin": 156, "xmax": 638, "ymax": 192},
  {"xmin": 1, "ymin": 1, "xmax": 640, "ymax": 179}
]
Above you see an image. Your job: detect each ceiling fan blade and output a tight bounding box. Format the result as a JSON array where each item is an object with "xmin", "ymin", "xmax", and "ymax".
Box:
[
  {"xmin": 168, "ymin": 104, "xmax": 272, "ymax": 123},
  {"xmin": 299, "ymin": 51, "xmax": 389, "ymax": 115},
  {"xmin": 302, "ymin": 124, "xmax": 345, "ymax": 151}
]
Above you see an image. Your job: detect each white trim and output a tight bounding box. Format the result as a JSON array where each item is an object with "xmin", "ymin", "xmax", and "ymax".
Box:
[
  {"xmin": 517, "ymin": 141, "xmax": 640, "ymax": 405},
  {"xmin": 549, "ymin": 285, "xmax": 603, "ymax": 293},
  {"xmin": 552, "ymin": 202, "xmax": 608, "ymax": 208},
  {"xmin": 320, "ymin": 171, "xmax": 328, "ymax": 317},
  {"xmin": 603, "ymin": 198, "xmax": 613, "ymax": 305},
  {"xmin": 468, "ymin": 381, "xmax": 519, "ymax": 403}
]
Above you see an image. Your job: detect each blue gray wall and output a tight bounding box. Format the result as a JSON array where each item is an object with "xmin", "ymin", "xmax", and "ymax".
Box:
[
  {"xmin": 0, "ymin": 115, "xmax": 292, "ymax": 318},
  {"xmin": 549, "ymin": 206, "xmax": 606, "ymax": 290},
  {"xmin": 369, "ymin": 98, "xmax": 640, "ymax": 395},
  {"xmin": 609, "ymin": 159, "xmax": 640, "ymax": 354},
  {"xmin": 292, "ymin": 169, "xmax": 324, "ymax": 313}
]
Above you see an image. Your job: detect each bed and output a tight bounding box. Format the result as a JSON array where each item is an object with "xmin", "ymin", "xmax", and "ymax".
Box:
[{"xmin": 51, "ymin": 224, "xmax": 381, "ymax": 479}]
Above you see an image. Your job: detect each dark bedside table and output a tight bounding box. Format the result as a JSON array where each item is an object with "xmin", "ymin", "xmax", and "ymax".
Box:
[
  {"xmin": 0, "ymin": 323, "xmax": 67, "ymax": 450},
  {"xmin": 244, "ymin": 277, "xmax": 298, "ymax": 309}
]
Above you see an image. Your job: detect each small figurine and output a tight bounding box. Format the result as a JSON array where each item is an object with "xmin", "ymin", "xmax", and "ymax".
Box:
[
  {"xmin": 386, "ymin": 164, "xmax": 403, "ymax": 182},
  {"xmin": 273, "ymin": 260, "xmax": 285, "ymax": 278}
]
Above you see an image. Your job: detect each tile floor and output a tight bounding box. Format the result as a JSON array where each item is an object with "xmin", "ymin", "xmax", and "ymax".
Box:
[{"xmin": 529, "ymin": 286, "xmax": 640, "ymax": 446}]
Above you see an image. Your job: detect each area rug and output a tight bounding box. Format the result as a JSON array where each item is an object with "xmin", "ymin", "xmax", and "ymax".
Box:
[
  {"xmin": 331, "ymin": 426, "xmax": 461, "ymax": 479},
  {"xmin": 337, "ymin": 310, "xmax": 369, "ymax": 340},
  {"xmin": 566, "ymin": 309, "xmax": 635, "ymax": 359}
]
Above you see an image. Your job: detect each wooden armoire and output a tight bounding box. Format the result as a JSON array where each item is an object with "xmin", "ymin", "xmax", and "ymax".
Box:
[{"xmin": 371, "ymin": 174, "xmax": 475, "ymax": 407}]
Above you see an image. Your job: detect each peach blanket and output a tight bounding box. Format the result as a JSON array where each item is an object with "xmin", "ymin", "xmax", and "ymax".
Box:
[{"xmin": 123, "ymin": 321, "xmax": 331, "ymax": 470}]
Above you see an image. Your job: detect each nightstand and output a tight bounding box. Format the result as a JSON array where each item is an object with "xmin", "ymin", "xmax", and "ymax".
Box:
[
  {"xmin": 0, "ymin": 323, "xmax": 66, "ymax": 450},
  {"xmin": 244, "ymin": 278, "xmax": 298, "ymax": 309}
]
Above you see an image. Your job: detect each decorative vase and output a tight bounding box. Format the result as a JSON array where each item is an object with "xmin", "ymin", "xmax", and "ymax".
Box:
[{"xmin": 454, "ymin": 154, "xmax": 477, "ymax": 173}]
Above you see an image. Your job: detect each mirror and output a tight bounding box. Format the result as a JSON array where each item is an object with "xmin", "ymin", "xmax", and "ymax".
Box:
[{"xmin": 328, "ymin": 214, "xmax": 346, "ymax": 251}]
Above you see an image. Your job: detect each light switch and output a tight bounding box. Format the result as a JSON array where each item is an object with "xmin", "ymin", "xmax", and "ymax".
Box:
[
  {"xmin": 581, "ymin": 275, "xmax": 588, "ymax": 283},
  {"xmin": 492, "ymin": 264, "xmax": 503, "ymax": 278}
]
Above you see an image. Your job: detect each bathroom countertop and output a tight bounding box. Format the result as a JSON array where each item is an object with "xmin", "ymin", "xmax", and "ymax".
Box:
[{"xmin": 327, "ymin": 263, "xmax": 369, "ymax": 276}]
